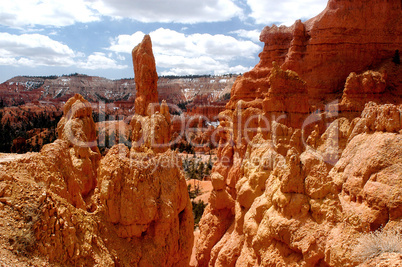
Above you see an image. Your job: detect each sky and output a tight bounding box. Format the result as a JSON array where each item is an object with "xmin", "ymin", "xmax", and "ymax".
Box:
[{"xmin": 0, "ymin": 0, "xmax": 328, "ymax": 83}]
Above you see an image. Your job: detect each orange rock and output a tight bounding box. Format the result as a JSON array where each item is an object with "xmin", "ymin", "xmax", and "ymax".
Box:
[
  {"xmin": 195, "ymin": 1, "xmax": 402, "ymax": 265},
  {"xmin": 0, "ymin": 92, "xmax": 194, "ymax": 266},
  {"xmin": 130, "ymin": 102, "xmax": 171, "ymax": 154},
  {"xmin": 227, "ymin": 0, "xmax": 402, "ymax": 111},
  {"xmin": 56, "ymin": 93, "xmax": 100, "ymax": 199},
  {"xmin": 132, "ymin": 34, "xmax": 159, "ymax": 116}
]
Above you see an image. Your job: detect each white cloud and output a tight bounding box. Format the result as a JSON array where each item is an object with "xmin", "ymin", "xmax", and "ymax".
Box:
[
  {"xmin": 92, "ymin": 0, "xmax": 242, "ymax": 23},
  {"xmin": 0, "ymin": 0, "xmax": 328, "ymax": 29},
  {"xmin": 0, "ymin": 33, "xmax": 76, "ymax": 66},
  {"xmin": 247, "ymin": 0, "xmax": 328, "ymax": 26},
  {"xmin": 0, "ymin": 33, "xmax": 127, "ymax": 70},
  {"xmin": 108, "ymin": 28, "xmax": 261, "ymax": 75},
  {"xmin": 0, "ymin": 0, "xmax": 242, "ymax": 28},
  {"xmin": 108, "ymin": 32, "xmax": 146, "ymax": 54},
  {"xmin": 77, "ymin": 52, "xmax": 127, "ymax": 70},
  {"xmin": 231, "ymin": 29, "xmax": 261, "ymax": 43},
  {"xmin": 0, "ymin": 0, "xmax": 99, "ymax": 28}
]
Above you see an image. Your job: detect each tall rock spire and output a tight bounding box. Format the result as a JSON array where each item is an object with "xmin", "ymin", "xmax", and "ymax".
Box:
[{"xmin": 132, "ymin": 34, "xmax": 159, "ymax": 116}]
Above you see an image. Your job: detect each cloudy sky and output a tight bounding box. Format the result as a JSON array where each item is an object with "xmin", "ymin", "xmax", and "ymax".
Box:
[{"xmin": 0, "ymin": 0, "xmax": 328, "ymax": 83}]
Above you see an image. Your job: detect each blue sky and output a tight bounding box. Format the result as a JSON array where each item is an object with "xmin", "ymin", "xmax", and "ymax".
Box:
[{"xmin": 0, "ymin": 0, "xmax": 328, "ymax": 83}]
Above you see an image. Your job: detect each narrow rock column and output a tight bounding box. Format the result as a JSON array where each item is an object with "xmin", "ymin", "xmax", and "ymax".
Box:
[{"xmin": 132, "ymin": 34, "xmax": 159, "ymax": 116}]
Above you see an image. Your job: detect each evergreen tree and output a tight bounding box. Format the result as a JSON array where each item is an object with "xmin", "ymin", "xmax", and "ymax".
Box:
[{"xmin": 393, "ymin": 50, "xmax": 400, "ymax": 65}]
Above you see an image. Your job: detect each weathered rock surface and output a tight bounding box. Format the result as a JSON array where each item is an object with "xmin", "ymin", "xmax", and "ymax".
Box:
[
  {"xmin": 227, "ymin": 0, "xmax": 402, "ymax": 110},
  {"xmin": 0, "ymin": 93, "xmax": 194, "ymax": 266},
  {"xmin": 195, "ymin": 0, "xmax": 402, "ymax": 266},
  {"xmin": 98, "ymin": 145, "xmax": 194, "ymax": 265},
  {"xmin": 130, "ymin": 35, "xmax": 172, "ymax": 153},
  {"xmin": 0, "ymin": 32, "xmax": 194, "ymax": 266},
  {"xmin": 196, "ymin": 100, "xmax": 402, "ymax": 266},
  {"xmin": 132, "ymin": 34, "xmax": 159, "ymax": 116}
]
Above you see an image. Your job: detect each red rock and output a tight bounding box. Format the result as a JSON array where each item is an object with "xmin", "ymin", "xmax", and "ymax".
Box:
[
  {"xmin": 228, "ymin": 0, "xmax": 402, "ymax": 111},
  {"xmin": 132, "ymin": 35, "xmax": 159, "ymax": 116},
  {"xmin": 196, "ymin": 1, "xmax": 402, "ymax": 265}
]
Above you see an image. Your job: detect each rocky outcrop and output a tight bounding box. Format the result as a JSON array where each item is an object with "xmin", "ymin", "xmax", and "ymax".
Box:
[
  {"xmin": 130, "ymin": 100, "xmax": 172, "ymax": 153},
  {"xmin": 227, "ymin": 0, "xmax": 402, "ymax": 110},
  {"xmin": 132, "ymin": 34, "xmax": 159, "ymax": 116},
  {"xmin": 98, "ymin": 145, "xmax": 194, "ymax": 265},
  {"xmin": 195, "ymin": 0, "xmax": 402, "ymax": 266},
  {"xmin": 56, "ymin": 94, "xmax": 101, "ymax": 204},
  {"xmin": 0, "ymin": 32, "xmax": 194, "ymax": 266},
  {"xmin": 130, "ymin": 35, "xmax": 172, "ymax": 153},
  {"xmin": 196, "ymin": 101, "xmax": 402, "ymax": 266},
  {"xmin": 0, "ymin": 93, "xmax": 194, "ymax": 266}
]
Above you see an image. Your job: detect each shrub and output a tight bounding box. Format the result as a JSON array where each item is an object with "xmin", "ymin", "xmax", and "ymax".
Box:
[
  {"xmin": 353, "ymin": 228, "xmax": 402, "ymax": 263},
  {"xmin": 192, "ymin": 200, "xmax": 207, "ymax": 228},
  {"xmin": 393, "ymin": 50, "xmax": 400, "ymax": 65},
  {"xmin": 221, "ymin": 92, "xmax": 231, "ymax": 100}
]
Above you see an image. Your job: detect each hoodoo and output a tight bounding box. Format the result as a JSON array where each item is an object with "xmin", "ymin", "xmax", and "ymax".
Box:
[
  {"xmin": 132, "ymin": 34, "xmax": 159, "ymax": 116},
  {"xmin": 195, "ymin": 0, "xmax": 402, "ymax": 266}
]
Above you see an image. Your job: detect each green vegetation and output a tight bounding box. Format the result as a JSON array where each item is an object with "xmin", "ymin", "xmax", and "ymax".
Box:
[
  {"xmin": 393, "ymin": 50, "xmax": 400, "ymax": 65},
  {"xmin": 187, "ymin": 184, "xmax": 207, "ymax": 228},
  {"xmin": 184, "ymin": 154, "xmax": 214, "ymax": 228},
  {"xmin": 182, "ymin": 154, "xmax": 213, "ymax": 181},
  {"xmin": 177, "ymin": 100, "xmax": 191, "ymax": 111},
  {"xmin": 172, "ymin": 142, "xmax": 194, "ymax": 154},
  {"xmin": 21, "ymin": 75, "xmax": 58, "ymax": 80},
  {"xmin": 221, "ymin": 92, "xmax": 231, "ymax": 101},
  {"xmin": 0, "ymin": 110, "xmax": 61, "ymax": 153}
]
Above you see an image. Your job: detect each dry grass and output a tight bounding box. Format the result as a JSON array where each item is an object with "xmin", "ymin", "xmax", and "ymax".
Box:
[{"xmin": 353, "ymin": 228, "xmax": 402, "ymax": 263}]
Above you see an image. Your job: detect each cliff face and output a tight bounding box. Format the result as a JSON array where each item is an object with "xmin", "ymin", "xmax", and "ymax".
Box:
[
  {"xmin": 227, "ymin": 0, "xmax": 402, "ymax": 109},
  {"xmin": 196, "ymin": 102, "xmax": 402, "ymax": 266},
  {"xmin": 0, "ymin": 75, "xmax": 236, "ymax": 109},
  {"xmin": 196, "ymin": 0, "xmax": 402, "ymax": 266},
  {"xmin": 0, "ymin": 94, "xmax": 193, "ymax": 266},
  {"xmin": 0, "ymin": 34, "xmax": 193, "ymax": 266}
]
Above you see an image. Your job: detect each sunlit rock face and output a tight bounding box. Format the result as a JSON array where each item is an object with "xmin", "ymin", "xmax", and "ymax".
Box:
[
  {"xmin": 195, "ymin": 0, "xmax": 402, "ymax": 266},
  {"xmin": 0, "ymin": 33, "xmax": 194, "ymax": 266},
  {"xmin": 227, "ymin": 0, "xmax": 402, "ymax": 110},
  {"xmin": 132, "ymin": 34, "xmax": 159, "ymax": 116}
]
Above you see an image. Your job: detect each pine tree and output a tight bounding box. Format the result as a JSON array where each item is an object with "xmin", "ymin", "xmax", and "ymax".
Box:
[{"xmin": 393, "ymin": 50, "xmax": 400, "ymax": 65}]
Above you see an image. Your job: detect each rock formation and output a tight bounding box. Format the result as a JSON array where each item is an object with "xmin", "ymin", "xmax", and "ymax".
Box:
[
  {"xmin": 227, "ymin": 0, "xmax": 402, "ymax": 110},
  {"xmin": 195, "ymin": 0, "xmax": 402, "ymax": 266},
  {"xmin": 196, "ymin": 100, "xmax": 402, "ymax": 266},
  {"xmin": 0, "ymin": 93, "xmax": 194, "ymax": 266},
  {"xmin": 132, "ymin": 34, "xmax": 159, "ymax": 116},
  {"xmin": 129, "ymin": 35, "xmax": 173, "ymax": 154},
  {"xmin": 0, "ymin": 33, "xmax": 193, "ymax": 266}
]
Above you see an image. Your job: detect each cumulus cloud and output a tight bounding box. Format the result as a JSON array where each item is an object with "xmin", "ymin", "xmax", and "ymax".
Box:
[
  {"xmin": 247, "ymin": 0, "xmax": 328, "ymax": 26},
  {"xmin": 0, "ymin": 0, "xmax": 328, "ymax": 28},
  {"xmin": 108, "ymin": 28, "xmax": 261, "ymax": 75},
  {"xmin": 77, "ymin": 52, "xmax": 127, "ymax": 69},
  {"xmin": 0, "ymin": 33, "xmax": 76, "ymax": 66},
  {"xmin": 230, "ymin": 29, "xmax": 261, "ymax": 42},
  {"xmin": 0, "ymin": 33, "xmax": 127, "ymax": 70},
  {"xmin": 92, "ymin": 0, "xmax": 242, "ymax": 23},
  {"xmin": 0, "ymin": 0, "xmax": 242, "ymax": 27},
  {"xmin": 0, "ymin": 0, "xmax": 99, "ymax": 28}
]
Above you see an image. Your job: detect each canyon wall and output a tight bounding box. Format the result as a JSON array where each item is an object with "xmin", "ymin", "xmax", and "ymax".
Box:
[
  {"xmin": 227, "ymin": 0, "xmax": 402, "ymax": 110},
  {"xmin": 0, "ymin": 34, "xmax": 194, "ymax": 266},
  {"xmin": 196, "ymin": 0, "xmax": 402, "ymax": 266},
  {"xmin": 0, "ymin": 74, "xmax": 236, "ymax": 108}
]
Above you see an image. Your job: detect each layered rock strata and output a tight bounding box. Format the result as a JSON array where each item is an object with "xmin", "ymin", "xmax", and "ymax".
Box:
[
  {"xmin": 195, "ymin": 0, "xmax": 402, "ymax": 266},
  {"xmin": 227, "ymin": 0, "xmax": 402, "ymax": 110},
  {"xmin": 0, "ymin": 33, "xmax": 193, "ymax": 266}
]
